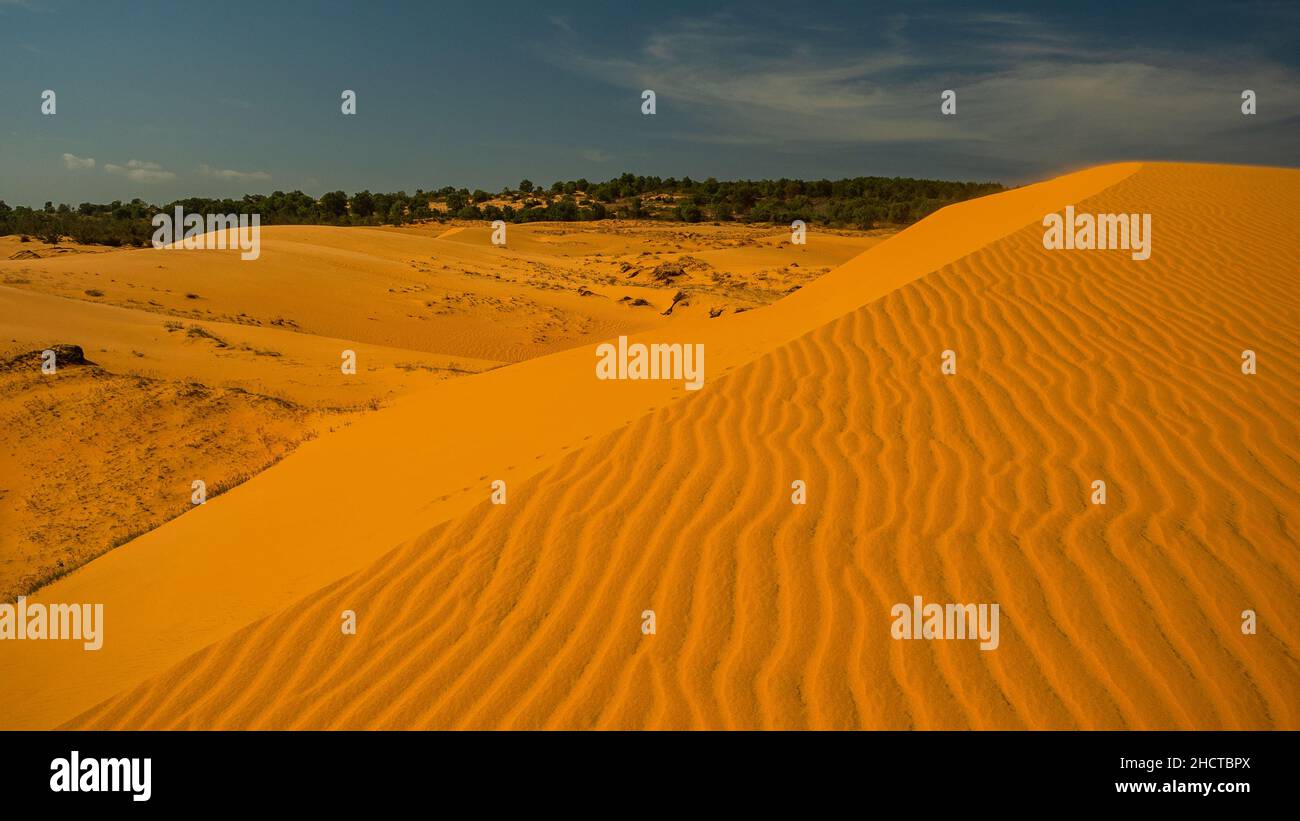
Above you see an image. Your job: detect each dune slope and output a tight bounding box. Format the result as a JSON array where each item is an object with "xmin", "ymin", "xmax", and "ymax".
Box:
[{"xmin": 65, "ymin": 162, "xmax": 1299, "ymax": 730}]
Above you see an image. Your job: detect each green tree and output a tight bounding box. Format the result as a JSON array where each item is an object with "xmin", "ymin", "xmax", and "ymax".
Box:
[
  {"xmin": 319, "ymin": 191, "xmax": 348, "ymax": 219},
  {"xmin": 351, "ymin": 190, "xmax": 375, "ymax": 218},
  {"xmin": 675, "ymin": 202, "xmax": 703, "ymax": 223}
]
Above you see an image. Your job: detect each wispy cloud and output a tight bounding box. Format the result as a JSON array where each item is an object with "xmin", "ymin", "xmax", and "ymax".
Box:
[
  {"xmin": 103, "ymin": 159, "xmax": 175, "ymax": 183},
  {"xmin": 61, "ymin": 152, "xmax": 95, "ymax": 170},
  {"xmin": 199, "ymin": 164, "xmax": 270, "ymax": 182},
  {"xmin": 559, "ymin": 12, "xmax": 1300, "ymax": 173},
  {"xmin": 581, "ymin": 149, "xmax": 611, "ymax": 163},
  {"xmin": 0, "ymin": 0, "xmax": 46, "ymax": 13}
]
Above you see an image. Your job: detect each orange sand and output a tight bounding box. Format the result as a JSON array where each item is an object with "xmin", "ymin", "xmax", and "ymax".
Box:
[
  {"xmin": 0, "ymin": 220, "xmax": 873, "ymax": 692},
  {"xmin": 3, "ymin": 163, "xmax": 1296, "ymax": 729}
]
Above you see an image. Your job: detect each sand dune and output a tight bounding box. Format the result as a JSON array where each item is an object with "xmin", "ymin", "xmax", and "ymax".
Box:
[
  {"xmin": 0, "ymin": 284, "xmax": 496, "ymax": 407},
  {"xmin": 0, "ymin": 284, "xmax": 498, "ymax": 601},
  {"xmin": 0, "ymin": 160, "xmax": 1147, "ymax": 729},
  {"xmin": 6, "ymin": 218, "xmax": 835, "ymax": 597},
  {"xmin": 3, "ymin": 221, "xmax": 883, "ymax": 365},
  {"xmin": 62, "ymin": 162, "xmax": 1299, "ymax": 730},
  {"xmin": 4, "ymin": 224, "xmax": 630, "ymax": 364}
]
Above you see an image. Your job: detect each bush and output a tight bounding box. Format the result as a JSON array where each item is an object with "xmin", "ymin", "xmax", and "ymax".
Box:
[{"xmin": 675, "ymin": 203, "xmax": 703, "ymax": 223}]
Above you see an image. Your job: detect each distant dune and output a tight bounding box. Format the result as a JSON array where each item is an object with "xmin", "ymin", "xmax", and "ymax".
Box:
[
  {"xmin": 2, "ymin": 221, "xmax": 883, "ymax": 364},
  {"xmin": 4, "ymin": 162, "xmax": 1296, "ymax": 730}
]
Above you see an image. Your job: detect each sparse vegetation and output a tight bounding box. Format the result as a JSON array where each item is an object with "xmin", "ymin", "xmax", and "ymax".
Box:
[{"xmin": 184, "ymin": 325, "xmax": 228, "ymax": 347}]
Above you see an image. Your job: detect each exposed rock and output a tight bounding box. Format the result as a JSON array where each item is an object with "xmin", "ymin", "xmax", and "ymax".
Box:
[{"xmin": 1, "ymin": 344, "xmax": 88, "ymax": 372}]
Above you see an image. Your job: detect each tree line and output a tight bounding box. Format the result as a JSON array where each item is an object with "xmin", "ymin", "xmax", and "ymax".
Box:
[{"xmin": 0, "ymin": 173, "xmax": 1004, "ymax": 247}]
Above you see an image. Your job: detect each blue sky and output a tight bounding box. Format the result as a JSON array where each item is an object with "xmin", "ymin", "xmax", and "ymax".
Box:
[{"xmin": 2, "ymin": 0, "xmax": 1297, "ymax": 206}]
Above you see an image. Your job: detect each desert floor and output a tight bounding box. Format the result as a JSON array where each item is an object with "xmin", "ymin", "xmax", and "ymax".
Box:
[
  {"xmin": 2, "ymin": 164, "xmax": 1296, "ymax": 730},
  {"xmin": 0, "ymin": 222, "xmax": 885, "ymax": 602}
]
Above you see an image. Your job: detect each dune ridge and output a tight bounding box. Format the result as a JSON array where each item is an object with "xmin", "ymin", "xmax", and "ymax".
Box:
[{"xmin": 64, "ymin": 162, "xmax": 1299, "ymax": 730}]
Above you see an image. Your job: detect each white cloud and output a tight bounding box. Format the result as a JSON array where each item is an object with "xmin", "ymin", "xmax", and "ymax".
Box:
[
  {"xmin": 103, "ymin": 159, "xmax": 175, "ymax": 183},
  {"xmin": 61, "ymin": 152, "xmax": 95, "ymax": 170},
  {"xmin": 199, "ymin": 164, "xmax": 270, "ymax": 183},
  {"xmin": 581, "ymin": 149, "xmax": 611, "ymax": 163}
]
